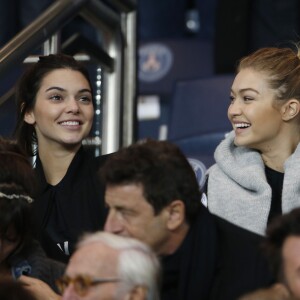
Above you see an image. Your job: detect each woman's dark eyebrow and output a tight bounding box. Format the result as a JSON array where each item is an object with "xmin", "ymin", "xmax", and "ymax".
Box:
[
  {"xmin": 78, "ymin": 89, "xmax": 92, "ymax": 94},
  {"xmin": 45, "ymin": 87, "xmax": 92, "ymax": 94},
  {"xmin": 45, "ymin": 86, "xmax": 65, "ymax": 92}
]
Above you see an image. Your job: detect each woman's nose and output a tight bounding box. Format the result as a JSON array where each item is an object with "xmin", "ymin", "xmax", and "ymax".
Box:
[
  {"xmin": 228, "ymin": 100, "xmax": 242, "ymax": 117},
  {"xmin": 66, "ymin": 98, "xmax": 80, "ymax": 114}
]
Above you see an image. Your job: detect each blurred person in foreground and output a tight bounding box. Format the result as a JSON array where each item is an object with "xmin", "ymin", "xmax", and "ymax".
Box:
[
  {"xmin": 0, "ymin": 137, "xmax": 64, "ymax": 291},
  {"xmin": 21, "ymin": 232, "xmax": 160, "ymax": 300},
  {"xmin": 240, "ymin": 208, "xmax": 300, "ymax": 300}
]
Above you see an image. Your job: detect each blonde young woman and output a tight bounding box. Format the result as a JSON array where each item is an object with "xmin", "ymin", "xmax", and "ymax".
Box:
[{"xmin": 206, "ymin": 46, "xmax": 300, "ymax": 299}]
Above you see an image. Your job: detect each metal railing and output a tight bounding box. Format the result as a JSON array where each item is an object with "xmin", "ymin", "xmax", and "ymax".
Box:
[{"xmin": 0, "ymin": 0, "xmax": 137, "ymax": 154}]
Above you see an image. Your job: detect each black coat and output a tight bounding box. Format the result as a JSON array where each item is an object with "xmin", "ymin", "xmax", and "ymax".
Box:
[
  {"xmin": 32, "ymin": 147, "xmax": 108, "ymax": 263},
  {"xmin": 160, "ymin": 205, "xmax": 219, "ymax": 300},
  {"xmin": 210, "ymin": 216, "xmax": 274, "ymax": 300}
]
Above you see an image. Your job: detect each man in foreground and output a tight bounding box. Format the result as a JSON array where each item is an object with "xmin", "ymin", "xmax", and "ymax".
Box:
[
  {"xmin": 100, "ymin": 139, "xmax": 219, "ymax": 299},
  {"xmin": 20, "ymin": 232, "xmax": 160, "ymax": 300}
]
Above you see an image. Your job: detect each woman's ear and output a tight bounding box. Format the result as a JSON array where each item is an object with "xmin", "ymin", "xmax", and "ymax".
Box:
[
  {"xmin": 166, "ymin": 200, "xmax": 185, "ymax": 231},
  {"xmin": 281, "ymin": 99, "xmax": 300, "ymax": 121},
  {"xmin": 24, "ymin": 110, "xmax": 35, "ymax": 125}
]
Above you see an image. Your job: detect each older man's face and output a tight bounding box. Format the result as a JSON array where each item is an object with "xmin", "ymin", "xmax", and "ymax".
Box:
[{"xmin": 61, "ymin": 243, "xmax": 121, "ymax": 300}]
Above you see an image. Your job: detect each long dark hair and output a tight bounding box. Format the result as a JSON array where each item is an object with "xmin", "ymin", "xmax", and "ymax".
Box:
[{"xmin": 0, "ymin": 137, "xmax": 36, "ymax": 258}]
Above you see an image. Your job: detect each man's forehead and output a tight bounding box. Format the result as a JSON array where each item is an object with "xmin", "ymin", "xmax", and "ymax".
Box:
[
  {"xmin": 67, "ymin": 243, "xmax": 119, "ymax": 276},
  {"xmin": 105, "ymin": 184, "xmax": 157, "ymax": 216},
  {"xmin": 105, "ymin": 184, "xmax": 146, "ymax": 204}
]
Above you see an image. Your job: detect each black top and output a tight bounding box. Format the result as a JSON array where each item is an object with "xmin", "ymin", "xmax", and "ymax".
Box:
[
  {"xmin": 32, "ymin": 147, "xmax": 108, "ymax": 263},
  {"xmin": 265, "ymin": 165, "xmax": 284, "ymax": 223},
  {"xmin": 160, "ymin": 205, "xmax": 219, "ymax": 300}
]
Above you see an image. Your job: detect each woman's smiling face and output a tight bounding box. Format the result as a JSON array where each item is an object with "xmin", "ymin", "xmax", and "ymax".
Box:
[
  {"xmin": 228, "ymin": 68, "xmax": 284, "ymax": 152},
  {"xmin": 24, "ymin": 68, "xmax": 94, "ymax": 150}
]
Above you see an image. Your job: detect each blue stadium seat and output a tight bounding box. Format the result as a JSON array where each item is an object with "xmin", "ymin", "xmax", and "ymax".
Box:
[
  {"xmin": 137, "ymin": 38, "xmax": 214, "ymax": 140},
  {"xmin": 138, "ymin": 38, "xmax": 214, "ymax": 95},
  {"xmin": 168, "ymin": 74, "xmax": 235, "ymax": 169}
]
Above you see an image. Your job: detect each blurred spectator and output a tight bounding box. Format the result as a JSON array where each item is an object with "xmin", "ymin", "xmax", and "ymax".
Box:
[
  {"xmin": 0, "ymin": 137, "xmax": 65, "ymax": 292},
  {"xmin": 20, "ymin": 232, "xmax": 161, "ymax": 300},
  {"xmin": 0, "ymin": 277, "xmax": 37, "ymax": 300},
  {"xmin": 262, "ymin": 208, "xmax": 300, "ymax": 299}
]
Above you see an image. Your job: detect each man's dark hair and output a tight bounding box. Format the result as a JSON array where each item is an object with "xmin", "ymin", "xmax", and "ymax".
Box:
[
  {"xmin": 100, "ymin": 139, "xmax": 202, "ymax": 223},
  {"xmin": 263, "ymin": 208, "xmax": 300, "ymax": 282}
]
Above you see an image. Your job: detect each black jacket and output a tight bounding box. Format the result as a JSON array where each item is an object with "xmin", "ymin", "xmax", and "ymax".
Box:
[
  {"xmin": 210, "ymin": 216, "xmax": 274, "ymax": 300},
  {"xmin": 32, "ymin": 147, "xmax": 108, "ymax": 263},
  {"xmin": 160, "ymin": 205, "xmax": 219, "ymax": 300}
]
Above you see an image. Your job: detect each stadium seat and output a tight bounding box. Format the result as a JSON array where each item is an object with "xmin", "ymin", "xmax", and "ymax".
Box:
[{"xmin": 168, "ymin": 74, "xmax": 235, "ymax": 170}]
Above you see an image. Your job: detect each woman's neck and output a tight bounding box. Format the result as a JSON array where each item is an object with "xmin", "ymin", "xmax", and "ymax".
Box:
[
  {"xmin": 261, "ymin": 139, "xmax": 300, "ymax": 172},
  {"xmin": 38, "ymin": 144, "xmax": 81, "ymax": 186}
]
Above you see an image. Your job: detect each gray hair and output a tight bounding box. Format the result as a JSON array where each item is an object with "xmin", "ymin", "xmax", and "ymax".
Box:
[{"xmin": 78, "ymin": 232, "xmax": 161, "ymax": 300}]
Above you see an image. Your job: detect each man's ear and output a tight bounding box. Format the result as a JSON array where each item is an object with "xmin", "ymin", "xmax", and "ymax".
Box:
[
  {"xmin": 281, "ymin": 99, "xmax": 300, "ymax": 121},
  {"xmin": 165, "ymin": 200, "xmax": 185, "ymax": 231},
  {"xmin": 125, "ymin": 286, "xmax": 148, "ymax": 300},
  {"xmin": 24, "ymin": 109, "xmax": 36, "ymax": 125}
]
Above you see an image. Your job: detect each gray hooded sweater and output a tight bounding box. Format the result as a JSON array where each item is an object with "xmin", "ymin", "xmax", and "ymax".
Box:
[{"xmin": 207, "ymin": 131, "xmax": 300, "ymax": 236}]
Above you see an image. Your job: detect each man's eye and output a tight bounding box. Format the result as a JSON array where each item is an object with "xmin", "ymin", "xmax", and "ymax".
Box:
[{"xmin": 121, "ymin": 209, "xmax": 136, "ymax": 217}]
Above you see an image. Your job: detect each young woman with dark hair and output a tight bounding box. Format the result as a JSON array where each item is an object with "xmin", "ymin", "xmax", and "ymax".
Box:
[{"xmin": 14, "ymin": 54, "xmax": 108, "ymax": 263}]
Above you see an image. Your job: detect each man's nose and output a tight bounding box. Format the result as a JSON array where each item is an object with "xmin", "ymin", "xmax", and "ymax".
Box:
[
  {"xmin": 62, "ymin": 283, "xmax": 79, "ymax": 300},
  {"xmin": 104, "ymin": 210, "xmax": 123, "ymax": 234}
]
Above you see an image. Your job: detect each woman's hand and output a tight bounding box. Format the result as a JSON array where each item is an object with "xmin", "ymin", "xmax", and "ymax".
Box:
[{"xmin": 19, "ymin": 275, "xmax": 61, "ymax": 300}]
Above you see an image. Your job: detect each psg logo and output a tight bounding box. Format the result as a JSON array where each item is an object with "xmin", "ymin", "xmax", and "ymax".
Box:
[
  {"xmin": 187, "ymin": 157, "xmax": 207, "ymax": 189},
  {"xmin": 138, "ymin": 43, "xmax": 173, "ymax": 82}
]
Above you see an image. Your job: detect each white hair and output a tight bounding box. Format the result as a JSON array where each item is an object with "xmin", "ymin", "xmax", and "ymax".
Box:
[{"xmin": 77, "ymin": 232, "xmax": 161, "ymax": 300}]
